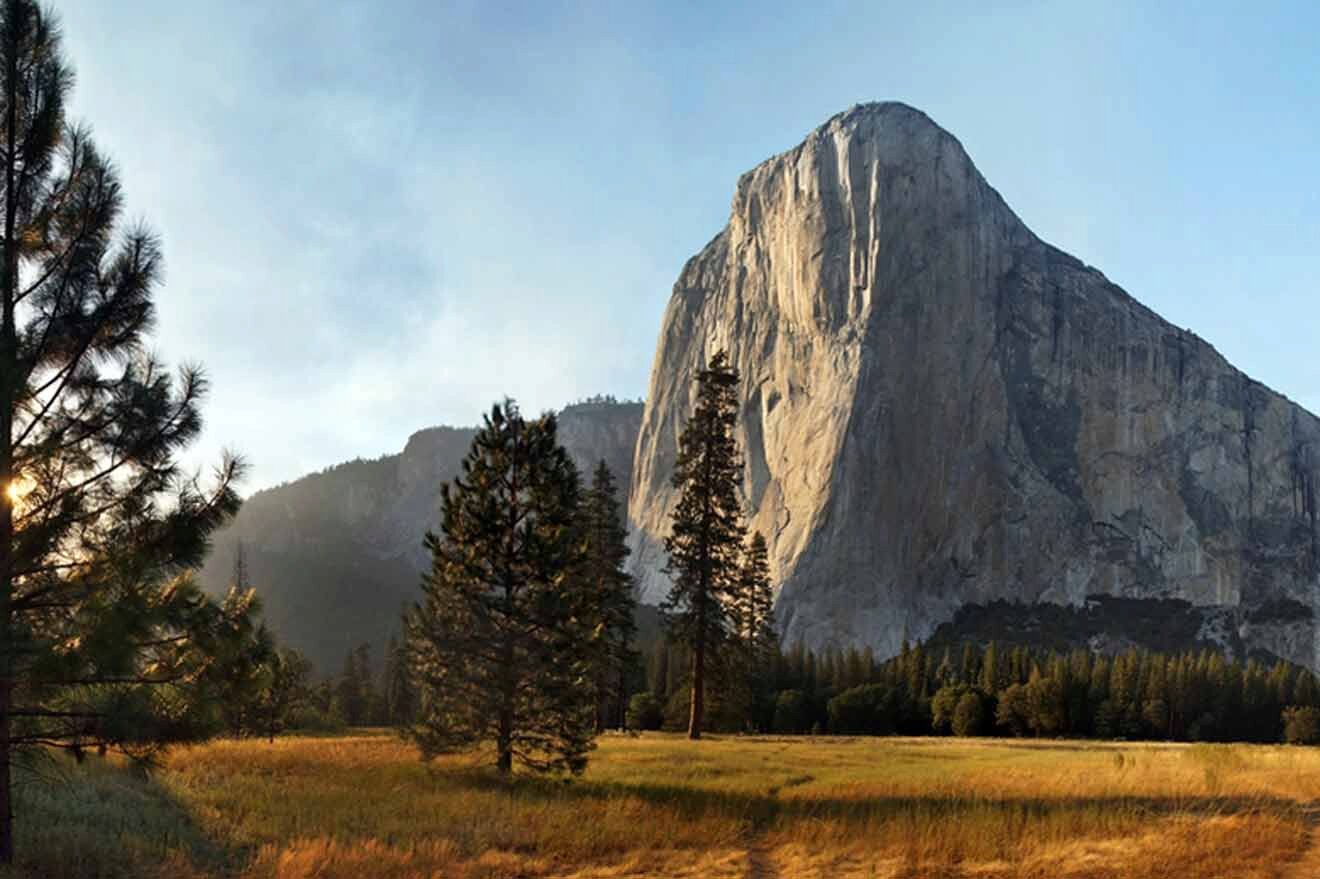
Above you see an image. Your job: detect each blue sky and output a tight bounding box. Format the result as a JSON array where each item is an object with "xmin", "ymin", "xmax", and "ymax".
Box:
[{"xmin": 55, "ymin": 1, "xmax": 1318, "ymax": 492}]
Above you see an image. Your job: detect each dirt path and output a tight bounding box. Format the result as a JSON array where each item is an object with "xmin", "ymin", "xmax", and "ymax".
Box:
[
  {"xmin": 1280, "ymin": 805, "xmax": 1320, "ymax": 879},
  {"xmin": 744, "ymin": 846, "xmax": 780, "ymax": 879}
]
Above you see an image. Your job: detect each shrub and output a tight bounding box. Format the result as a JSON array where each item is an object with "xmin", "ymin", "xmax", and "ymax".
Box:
[
  {"xmin": 662, "ymin": 686, "xmax": 691, "ymax": 731},
  {"xmin": 627, "ymin": 693, "xmax": 665, "ymax": 731},
  {"xmin": 288, "ymin": 706, "xmax": 346, "ymax": 734},
  {"xmin": 952, "ymin": 691, "xmax": 985, "ymax": 737},
  {"xmin": 996, "ymin": 684, "xmax": 1031, "ymax": 737},
  {"xmin": 1283, "ymin": 706, "xmax": 1320, "ymax": 744},
  {"xmin": 932, "ymin": 685, "xmax": 969, "ymax": 733},
  {"xmin": 773, "ymin": 690, "xmax": 812, "ymax": 734},
  {"xmin": 827, "ymin": 684, "xmax": 896, "ymax": 735}
]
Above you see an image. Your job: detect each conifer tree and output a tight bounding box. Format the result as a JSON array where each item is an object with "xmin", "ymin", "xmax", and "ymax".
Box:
[
  {"xmin": 254, "ymin": 648, "xmax": 311, "ymax": 742},
  {"xmin": 579, "ymin": 460, "xmax": 636, "ymax": 731},
  {"xmin": 333, "ymin": 647, "xmax": 361, "ymax": 725},
  {"xmin": 728, "ymin": 530, "xmax": 776, "ymax": 729},
  {"xmin": 209, "ymin": 585, "xmax": 274, "ymax": 735},
  {"xmin": 406, "ymin": 401, "xmax": 595, "ymax": 775},
  {"xmin": 356, "ymin": 643, "xmax": 379, "ymax": 724},
  {"xmin": 648, "ymin": 639, "xmax": 669, "ymax": 699},
  {"xmin": 0, "ymin": 1, "xmax": 242, "ymax": 861},
  {"xmin": 737, "ymin": 532, "xmax": 776, "ymax": 659},
  {"xmin": 662, "ymin": 350, "xmax": 745, "ymax": 739},
  {"xmin": 208, "ymin": 548, "xmax": 274, "ymax": 735},
  {"xmin": 333, "ymin": 643, "xmax": 377, "ymax": 726},
  {"xmin": 382, "ymin": 633, "xmax": 416, "ymax": 726}
]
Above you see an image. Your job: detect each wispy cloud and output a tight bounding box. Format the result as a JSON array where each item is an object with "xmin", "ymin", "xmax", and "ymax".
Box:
[{"xmin": 51, "ymin": 0, "xmax": 1320, "ymax": 492}]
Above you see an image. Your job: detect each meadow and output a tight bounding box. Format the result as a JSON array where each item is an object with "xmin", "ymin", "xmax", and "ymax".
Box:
[{"xmin": 12, "ymin": 732, "xmax": 1320, "ymax": 879}]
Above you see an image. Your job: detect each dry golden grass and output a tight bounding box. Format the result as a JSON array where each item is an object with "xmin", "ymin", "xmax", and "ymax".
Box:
[{"xmin": 11, "ymin": 733, "xmax": 1320, "ymax": 878}]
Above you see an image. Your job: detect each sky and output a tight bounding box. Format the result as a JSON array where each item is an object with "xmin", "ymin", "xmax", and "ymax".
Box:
[{"xmin": 54, "ymin": 1, "xmax": 1319, "ymax": 493}]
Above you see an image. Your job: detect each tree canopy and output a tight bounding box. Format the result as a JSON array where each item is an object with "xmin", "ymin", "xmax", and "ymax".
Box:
[{"xmin": 0, "ymin": 0, "xmax": 244, "ymax": 862}]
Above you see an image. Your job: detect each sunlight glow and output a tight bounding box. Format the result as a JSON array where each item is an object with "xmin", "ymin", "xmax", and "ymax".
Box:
[{"xmin": 6, "ymin": 476, "xmax": 33, "ymax": 510}]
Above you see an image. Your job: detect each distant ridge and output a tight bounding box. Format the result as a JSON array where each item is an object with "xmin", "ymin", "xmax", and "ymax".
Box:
[{"xmin": 199, "ymin": 401, "xmax": 643, "ymax": 669}]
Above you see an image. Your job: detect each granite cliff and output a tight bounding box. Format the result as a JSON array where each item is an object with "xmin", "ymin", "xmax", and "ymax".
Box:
[{"xmin": 627, "ymin": 102, "xmax": 1320, "ymax": 669}]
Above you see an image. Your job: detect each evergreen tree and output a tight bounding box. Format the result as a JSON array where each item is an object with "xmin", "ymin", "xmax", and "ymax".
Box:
[
  {"xmin": 382, "ymin": 634, "xmax": 416, "ymax": 726},
  {"xmin": 951, "ymin": 690, "xmax": 985, "ymax": 736},
  {"xmin": 648, "ymin": 639, "xmax": 669, "ymax": 698},
  {"xmin": 730, "ymin": 530, "xmax": 776, "ymax": 729},
  {"xmin": 208, "ymin": 586, "xmax": 274, "ymax": 735},
  {"xmin": 205, "ymin": 548, "xmax": 274, "ymax": 735},
  {"xmin": 406, "ymin": 401, "xmax": 595, "ymax": 775},
  {"xmin": 334, "ymin": 646, "xmax": 366, "ymax": 726},
  {"xmin": 0, "ymin": 2, "xmax": 242, "ymax": 861},
  {"xmin": 979, "ymin": 642, "xmax": 1000, "ymax": 693},
  {"xmin": 254, "ymin": 648, "xmax": 311, "ymax": 742},
  {"xmin": 737, "ymin": 532, "xmax": 776, "ymax": 660},
  {"xmin": 355, "ymin": 643, "xmax": 379, "ymax": 725},
  {"xmin": 579, "ymin": 460, "xmax": 636, "ymax": 732},
  {"xmin": 662, "ymin": 350, "xmax": 745, "ymax": 739}
]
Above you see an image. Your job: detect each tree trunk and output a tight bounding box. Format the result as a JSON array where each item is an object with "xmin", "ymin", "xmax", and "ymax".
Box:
[
  {"xmin": 0, "ymin": 682, "xmax": 11, "ymax": 865},
  {"xmin": 0, "ymin": 14, "xmax": 20, "ymax": 864},
  {"xmin": 496, "ymin": 705, "xmax": 513, "ymax": 775},
  {"xmin": 616, "ymin": 665, "xmax": 627, "ymax": 732},
  {"xmin": 497, "ymin": 632, "xmax": 515, "ymax": 775},
  {"xmin": 688, "ymin": 593, "xmax": 705, "ymax": 740}
]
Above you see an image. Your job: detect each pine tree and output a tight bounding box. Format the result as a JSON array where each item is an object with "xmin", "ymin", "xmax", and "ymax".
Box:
[
  {"xmin": 334, "ymin": 646, "xmax": 366, "ymax": 726},
  {"xmin": 979, "ymin": 642, "xmax": 1000, "ymax": 694},
  {"xmin": 731, "ymin": 531, "xmax": 776, "ymax": 729},
  {"xmin": 579, "ymin": 460, "xmax": 637, "ymax": 732},
  {"xmin": 649, "ymin": 639, "xmax": 669, "ymax": 698},
  {"xmin": 254, "ymin": 648, "xmax": 311, "ymax": 742},
  {"xmin": 208, "ymin": 548, "xmax": 273, "ymax": 735},
  {"xmin": 406, "ymin": 401, "xmax": 595, "ymax": 775},
  {"xmin": 738, "ymin": 532, "xmax": 776, "ymax": 659},
  {"xmin": 382, "ymin": 633, "xmax": 416, "ymax": 726},
  {"xmin": 662, "ymin": 351, "xmax": 745, "ymax": 739},
  {"xmin": 355, "ymin": 643, "xmax": 379, "ymax": 725},
  {"xmin": 209, "ymin": 586, "xmax": 274, "ymax": 735},
  {"xmin": 0, "ymin": 2, "xmax": 242, "ymax": 861}
]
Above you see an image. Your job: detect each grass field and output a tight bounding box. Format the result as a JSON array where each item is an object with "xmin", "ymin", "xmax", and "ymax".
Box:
[{"xmin": 11, "ymin": 732, "xmax": 1320, "ymax": 878}]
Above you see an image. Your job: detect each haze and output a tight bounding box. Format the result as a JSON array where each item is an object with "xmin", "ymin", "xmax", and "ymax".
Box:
[{"xmin": 55, "ymin": 0, "xmax": 1319, "ymax": 491}]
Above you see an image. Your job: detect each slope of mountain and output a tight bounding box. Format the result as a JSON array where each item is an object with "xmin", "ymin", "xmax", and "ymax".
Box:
[
  {"xmin": 627, "ymin": 102, "xmax": 1320, "ymax": 669},
  {"xmin": 199, "ymin": 401, "xmax": 643, "ymax": 670}
]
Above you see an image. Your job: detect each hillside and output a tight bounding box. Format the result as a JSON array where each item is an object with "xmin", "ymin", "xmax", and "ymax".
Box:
[{"xmin": 199, "ymin": 401, "xmax": 643, "ymax": 669}]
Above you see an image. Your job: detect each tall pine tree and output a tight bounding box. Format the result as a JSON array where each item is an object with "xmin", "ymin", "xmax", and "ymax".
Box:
[
  {"xmin": 406, "ymin": 401, "xmax": 595, "ymax": 774},
  {"xmin": 662, "ymin": 350, "xmax": 745, "ymax": 739},
  {"xmin": 254, "ymin": 648, "xmax": 311, "ymax": 742},
  {"xmin": 334, "ymin": 645, "xmax": 369, "ymax": 726},
  {"xmin": 209, "ymin": 547, "xmax": 273, "ymax": 735},
  {"xmin": 0, "ymin": 1, "xmax": 242, "ymax": 862},
  {"xmin": 579, "ymin": 460, "xmax": 636, "ymax": 732},
  {"xmin": 382, "ymin": 633, "xmax": 416, "ymax": 726},
  {"xmin": 722, "ymin": 530, "xmax": 776, "ymax": 730},
  {"xmin": 737, "ymin": 531, "xmax": 776, "ymax": 660}
]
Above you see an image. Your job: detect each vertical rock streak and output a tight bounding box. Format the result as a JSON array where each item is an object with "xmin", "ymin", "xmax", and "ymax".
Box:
[{"xmin": 628, "ymin": 102, "xmax": 1320, "ymax": 668}]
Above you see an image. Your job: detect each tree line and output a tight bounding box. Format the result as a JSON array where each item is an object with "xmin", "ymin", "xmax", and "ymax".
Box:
[{"xmin": 631, "ymin": 637, "xmax": 1320, "ymax": 745}]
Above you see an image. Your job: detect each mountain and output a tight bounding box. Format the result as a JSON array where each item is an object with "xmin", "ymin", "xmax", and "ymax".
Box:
[
  {"xmin": 627, "ymin": 102, "xmax": 1320, "ymax": 670},
  {"xmin": 199, "ymin": 400, "xmax": 643, "ymax": 670}
]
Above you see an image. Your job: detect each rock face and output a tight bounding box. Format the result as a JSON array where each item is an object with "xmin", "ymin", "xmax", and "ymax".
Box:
[
  {"xmin": 628, "ymin": 102, "xmax": 1320, "ymax": 669},
  {"xmin": 200, "ymin": 400, "xmax": 642, "ymax": 670}
]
